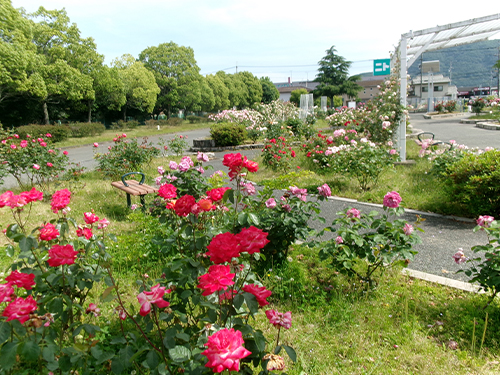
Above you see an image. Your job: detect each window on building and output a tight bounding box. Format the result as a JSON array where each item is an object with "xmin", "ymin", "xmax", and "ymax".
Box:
[
  {"xmin": 422, "ymin": 87, "xmax": 428, "ymax": 92},
  {"xmin": 434, "ymin": 86, "xmax": 443, "ymax": 92}
]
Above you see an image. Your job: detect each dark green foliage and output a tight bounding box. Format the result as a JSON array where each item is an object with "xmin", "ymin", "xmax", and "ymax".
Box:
[
  {"xmin": 210, "ymin": 122, "xmax": 247, "ymax": 146},
  {"xmin": 446, "ymin": 150, "xmax": 500, "ymax": 216},
  {"xmin": 68, "ymin": 122, "xmax": 106, "ymax": 137},
  {"xmin": 260, "ymin": 76, "xmax": 279, "ymax": 104},
  {"xmin": 111, "ymin": 120, "xmax": 139, "ymax": 129},
  {"xmin": 16, "ymin": 124, "xmax": 70, "ymax": 143},
  {"xmin": 186, "ymin": 115, "xmax": 204, "ymax": 124}
]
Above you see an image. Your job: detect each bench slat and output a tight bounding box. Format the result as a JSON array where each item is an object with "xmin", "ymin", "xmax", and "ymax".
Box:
[{"xmin": 111, "ymin": 180, "xmax": 158, "ymax": 196}]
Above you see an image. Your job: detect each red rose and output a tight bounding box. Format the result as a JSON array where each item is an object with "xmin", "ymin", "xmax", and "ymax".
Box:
[
  {"xmin": 76, "ymin": 227, "xmax": 93, "ymax": 239},
  {"xmin": 20, "ymin": 188, "xmax": 43, "ymax": 204},
  {"xmin": 51, "ymin": 189, "xmax": 71, "ymax": 213},
  {"xmin": 174, "ymin": 195, "xmax": 196, "ymax": 217},
  {"xmin": 197, "ymin": 265, "xmax": 235, "ymax": 296},
  {"xmin": 39, "ymin": 223, "xmax": 59, "ymax": 241},
  {"xmin": 47, "ymin": 244, "xmax": 78, "ymax": 267},
  {"xmin": 83, "ymin": 212, "xmax": 99, "ymax": 224},
  {"xmin": 198, "ymin": 199, "xmax": 213, "ymax": 212},
  {"xmin": 205, "ymin": 232, "xmax": 240, "ymax": 264},
  {"xmin": 206, "ymin": 187, "xmax": 231, "ymax": 202},
  {"xmin": 158, "ymin": 183, "xmax": 177, "ymax": 200},
  {"xmin": 243, "ymin": 159, "xmax": 259, "ymax": 173},
  {"xmin": 236, "ymin": 226, "xmax": 269, "ymax": 254},
  {"xmin": 2, "ymin": 296, "xmax": 37, "ymax": 324},
  {"xmin": 5, "ymin": 270, "xmax": 36, "ymax": 290},
  {"xmin": 242, "ymin": 284, "xmax": 272, "ymax": 307}
]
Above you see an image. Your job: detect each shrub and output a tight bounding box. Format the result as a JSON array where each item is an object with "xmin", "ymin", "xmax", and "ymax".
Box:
[
  {"xmin": 68, "ymin": 122, "xmax": 106, "ymax": 137},
  {"xmin": 470, "ymin": 98, "xmax": 486, "ymax": 115},
  {"xmin": 16, "ymin": 124, "xmax": 70, "ymax": 143},
  {"xmin": 145, "ymin": 119, "xmax": 170, "ymax": 127},
  {"xmin": 0, "ymin": 131, "xmax": 70, "ymax": 191},
  {"xmin": 444, "ymin": 100, "xmax": 457, "ymax": 113},
  {"xmin": 261, "ymin": 136, "xmax": 296, "ymax": 172},
  {"xmin": 186, "ymin": 115, "xmax": 204, "ymax": 124},
  {"xmin": 445, "ymin": 150, "xmax": 500, "ymax": 216},
  {"xmin": 434, "ymin": 102, "xmax": 444, "ymax": 113},
  {"xmin": 111, "ymin": 119, "xmax": 139, "ymax": 129},
  {"xmin": 320, "ymin": 192, "xmax": 422, "ymax": 286},
  {"xmin": 167, "ymin": 117, "xmax": 184, "ymax": 126},
  {"xmin": 94, "ymin": 134, "xmax": 160, "ymax": 179},
  {"xmin": 210, "ymin": 122, "xmax": 247, "ymax": 147},
  {"xmin": 167, "ymin": 134, "xmax": 189, "ymax": 156}
]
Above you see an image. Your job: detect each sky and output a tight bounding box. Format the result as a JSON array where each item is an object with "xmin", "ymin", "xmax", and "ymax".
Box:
[{"xmin": 11, "ymin": 0, "xmax": 500, "ymax": 83}]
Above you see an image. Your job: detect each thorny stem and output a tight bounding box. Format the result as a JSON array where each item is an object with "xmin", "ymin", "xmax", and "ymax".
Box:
[{"xmin": 151, "ymin": 307, "xmax": 169, "ymax": 364}]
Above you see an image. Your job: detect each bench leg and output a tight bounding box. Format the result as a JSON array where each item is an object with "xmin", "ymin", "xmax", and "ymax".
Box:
[
  {"xmin": 126, "ymin": 193, "xmax": 131, "ymax": 208},
  {"xmin": 140, "ymin": 195, "xmax": 146, "ymax": 212}
]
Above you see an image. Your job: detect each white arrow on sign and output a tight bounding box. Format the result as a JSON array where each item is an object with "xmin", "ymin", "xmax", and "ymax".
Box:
[{"xmin": 375, "ymin": 62, "xmax": 390, "ymax": 72}]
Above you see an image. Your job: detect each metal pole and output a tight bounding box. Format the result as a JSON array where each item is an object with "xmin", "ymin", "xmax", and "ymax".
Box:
[{"xmin": 399, "ymin": 36, "xmax": 408, "ymax": 161}]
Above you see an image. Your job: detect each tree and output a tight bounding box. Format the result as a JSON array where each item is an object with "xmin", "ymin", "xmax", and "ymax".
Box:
[
  {"xmin": 314, "ymin": 46, "xmax": 362, "ymax": 108},
  {"xmin": 92, "ymin": 65, "xmax": 126, "ymax": 118},
  {"xmin": 0, "ymin": 0, "xmax": 45, "ymax": 105},
  {"xmin": 112, "ymin": 54, "xmax": 160, "ymax": 121},
  {"xmin": 260, "ymin": 76, "xmax": 279, "ymax": 104},
  {"xmin": 26, "ymin": 7, "xmax": 98, "ymax": 124},
  {"xmin": 237, "ymin": 71, "xmax": 263, "ymax": 108},
  {"xmin": 139, "ymin": 42, "xmax": 202, "ymax": 117},
  {"xmin": 290, "ymin": 88, "xmax": 308, "ymax": 107},
  {"xmin": 206, "ymin": 74, "xmax": 230, "ymax": 111},
  {"xmin": 216, "ymin": 71, "xmax": 247, "ymax": 109}
]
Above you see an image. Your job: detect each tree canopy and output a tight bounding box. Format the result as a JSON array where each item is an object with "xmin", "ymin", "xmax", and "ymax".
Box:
[
  {"xmin": 314, "ymin": 46, "xmax": 362, "ymax": 107},
  {"xmin": 260, "ymin": 76, "xmax": 280, "ymax": 104}
]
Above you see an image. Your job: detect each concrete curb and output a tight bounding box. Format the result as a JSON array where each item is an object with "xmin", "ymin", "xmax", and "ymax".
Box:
[
  {"xmin": 402, "ymin": 268, "xmax": 483, "ymax": 293},
  {"xmin": 476, "ymin": 122, "xmax": 500, "ymax": 130}
]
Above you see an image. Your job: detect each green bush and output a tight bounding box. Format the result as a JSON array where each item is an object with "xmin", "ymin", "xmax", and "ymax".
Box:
[
  {"xmin": 446, "ymin": 150, "xmax": 500, "ymax": 216},
  {"xmin": 145, "ymin": 119, "xmax": 170, "ymax": 127},
  {"xmin": 94, "ymin": 135, "xmax": 160, "ymax": 179},
  {"xmin": 210, "ymin": 122, "xmax": 247, "ymax": 147},
  {"xmin": 167, "ymin": 117, "xmax": 184, "ymax": 126},
  {"xmin": 69, "ymin": 122, "xmax": 106, "ymax": 138},
  {"xmin": 186, "ymin": 115, "xmax": 204, "ymax": 124},
  {"xmin": 16, "ymin": 124, "xmax": 70, "ymax": 143},
  {"xmin": 111, "ymin": 119, "xmax": 139, "ymax": 129}
]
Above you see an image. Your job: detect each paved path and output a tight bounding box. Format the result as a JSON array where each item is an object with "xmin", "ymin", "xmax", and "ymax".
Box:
[{"xmin": 2, "ymin": 115, "xmax": 496, "ymax": 283}]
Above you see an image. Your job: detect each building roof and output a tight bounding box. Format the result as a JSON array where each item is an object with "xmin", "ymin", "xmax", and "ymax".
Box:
[{"xmin": 277, "ymin": 86, "xmax": 313, "ymax": 93}]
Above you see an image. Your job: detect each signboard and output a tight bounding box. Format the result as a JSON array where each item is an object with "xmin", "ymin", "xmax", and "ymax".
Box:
[{"xmin": 373, "ymin": 59, "xmax": 391, "ymax": 76}]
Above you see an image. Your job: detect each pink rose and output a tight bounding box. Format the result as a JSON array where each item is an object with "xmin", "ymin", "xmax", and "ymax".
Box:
[
  {"xmin": 453, "ymin": 249, "xmax": 467, "ymax": 264},
  {"xmin": 346, "ymin": 208, "xmax": 361, "ymax": 219},
  {"xmin": 197, "ymin": 265, "xmax": 235, "ymax": 296},
  {"xmin": 265, "ymin": 309, "xmax": 292, "ymax": 329},
  {"xmin": 46, "ymin": 162, "xmax": 53, "ymax": 167},
  {"xmin": 33, "ymin": 164, "xmax": 40, "ymax": 170},
  {"xmin": 137, "ymin": 284, "xmax": 171, "ymax": 316},
  {"xmin": 47, "ymin": 244, "xmax": 78, "ymax": 267},
  {"xmin": 63, "ymin": 150, "xmax": 68, "ymax": 155},
  {"xmin": 93, "ymin": 143, "xmax": 98, "ymax": 147},
  {"xmin": 2, "ymin": 296, "xmax": 37, "ymax": 324},
  {"xmin": 317, "ymin": 183, "xmax": 331, "ymax": 197},
  {"xmin": 202, "ymin": 328, "xmax": 251, "ymax": 373},
  {"xmin": 335, "ymin": 236, "xmax": 343, "ymax": 244},
  {"xmin": 265, "ymin": 198, "xmax": 276, "ymax": 208},
  {"xmin": 383, "ymin": 191, "xmax": 402, "ymax": 208},
  {"xmin": 477, "ymin": 215, "xmax": 494, "ymax": 229},
  {"xmin": 403, "ymin": 223, "xmax": 413, "ymax": 236},
  {"xmin": 83, "ymin": 212, "xmax": 99, "ymax": 224}
]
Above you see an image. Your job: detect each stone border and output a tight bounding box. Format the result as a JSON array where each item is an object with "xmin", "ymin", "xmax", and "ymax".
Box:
[
  {"xmin": 402, "ymin": 269, "xmax": 483, "ymax": 293},
  {"xmin": 476, "ymin": 122, "xmax": 500, "ymax": 130},
  {"xmin": 423, "ymin": 112, "xmax": 468, "ymax": 119}
]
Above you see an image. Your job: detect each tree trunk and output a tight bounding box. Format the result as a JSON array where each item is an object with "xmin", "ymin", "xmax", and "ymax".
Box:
[
  {"xmin": 43, "ymin": 101, "xmax": 50, "ymax": 125},
  {"xmin": 123, "ymin": 106, "xmax": 127, "ymax": 122},
  {"xmin": 87, "ymin": 100, "xmax": 92, "ymax": 123}
]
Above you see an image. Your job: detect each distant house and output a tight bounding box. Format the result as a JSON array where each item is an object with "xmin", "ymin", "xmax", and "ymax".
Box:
[{"xmin": 410, "ymin": 74, "xmax": 457, "ymax": 99}]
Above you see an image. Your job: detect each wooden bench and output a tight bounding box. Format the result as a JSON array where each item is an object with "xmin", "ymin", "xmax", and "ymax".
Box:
[{"xmin": 111, "ymin": 172, "xmax": 158, "ymax": 209}]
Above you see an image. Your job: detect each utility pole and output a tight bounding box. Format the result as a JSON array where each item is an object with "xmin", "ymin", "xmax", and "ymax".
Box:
[
  {"xmin": 236, "ymin": 62, "xmax": 238, "ymax": 74},
  {"xmin": 420, "ymin": 54, "xmax": 423, "ymax": 100}
]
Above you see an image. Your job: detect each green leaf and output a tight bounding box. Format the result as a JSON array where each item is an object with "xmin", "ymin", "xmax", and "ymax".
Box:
[
  {"xmin": 175, "ymin": 332, "xmax": 190, "ymax": 342},
  {"xmin": 42, "ymin": 345, "xmax": 56, "ymax": 363},
  {"xmin": 5, "ymin": 245, "xmax": 15, "ymax": 257},
  {"xmin": 90, "ymin": 345, "xmax": 103, "ymax": 359},
  {"xmin": 108, "ymin": 233, "xmax": 118, "ymax": 242},
  {"xmin": 100, "ymin": 286, "xmax": 116, "ymax": 302},
  {"xmin": 21, "ymin": 340, "xmax": 41, "ymax": 362},
  {"xmin": 0, "ymin": 322, "xmax": 11, "ymax": 345},
  {"xmin": 238, "ymin": 212, "xmax": 248, "ymax": 226},
  {"xmin": 0, "ymin": 342, "xmax": 19, "ymax": 370},
  {"xmin": 146, "ymin": 350, "xmax": 159, "ymax": 369},
  {"xmin": 274, "ymin": 345, "xmax": 282, "ymax": 354},
  {"xmin": 163, "ymin": 328, "xmax": 177, "ymax": 349},
  {"xmin": 253, "ymin": 331, "xmax": 266, "ymax": 352},
  {"xmin": 110, "ymin": 336, "xmax": 127, "ymax": 345},
  {"xmin": 243, "ymin": 292, "xmax": 259, "ymax": 314},
  {"xmin": 97, "ymin": 351, "xmax": 115, "ymax": 364},
  {"xmin": 248, "ymin": 213, "xmax": 260, "ymax": 226},
  {"xmin": 169, "ymin": 345, "xmax": 191, "ymax": 363},
  {"xmin": 283, "ymin": 345, "xmax": 297, "ymax": 362},
  {"xmin": 233, "ymin": 294, "xmax": 244, "ymax": 309}
]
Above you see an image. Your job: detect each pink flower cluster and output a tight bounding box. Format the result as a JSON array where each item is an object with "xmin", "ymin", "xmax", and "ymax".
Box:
[
  {"xmin": 383, "ymin": 191, "xmax": 402, "ymax": 208},
  {"xmin": 0, "ymin": 188, "xmax": 43, "ymax": 209},
  {"xmin": 50, "ymin": 189, "xmax": 71, "ymax": 213},
  {"xmin": 1, "ymin": 271, "xmax": 38, "ymax": 324},
  {"xmin": 477, "ymin": 215, "xmax": 494, "ymax": 229}
]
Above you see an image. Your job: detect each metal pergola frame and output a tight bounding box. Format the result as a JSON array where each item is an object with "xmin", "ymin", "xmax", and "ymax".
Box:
[{"xmin": 396, "ymin": 14, "xmax": 500, "ymax": 161}]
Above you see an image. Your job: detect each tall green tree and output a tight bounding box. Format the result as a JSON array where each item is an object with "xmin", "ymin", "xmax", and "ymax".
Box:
[
  {"xmin": 237, "ymin": 71, "xmax": 263, "ymax": 108},
  {"xmin": 206, "ymin": 73, "xmax": 230, "ymax": 111},
  {"xmin": 139, "ymin": 42, "xmax": 203, "ymax": 117},
  {"xmin": 26, "ymin": 7, "xmax": 99, "ymax": 124},
  {"xmin": 112, "ymin": 54, "xmax": 159, "ymax": 121},
  {"xmin": 314, "ymin": 46, "xmax": 362, "ymax": 108},
  {"xmin": 260, "ymin": 76, "xmax": 279, "ymax": 104},
  {"xmin": 0, "ymin": 0, "xmax": 45, "ymax": 105},
  {"xmin": 216, "ymin": 71, "xmax": 247, "ymax": 109}
]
